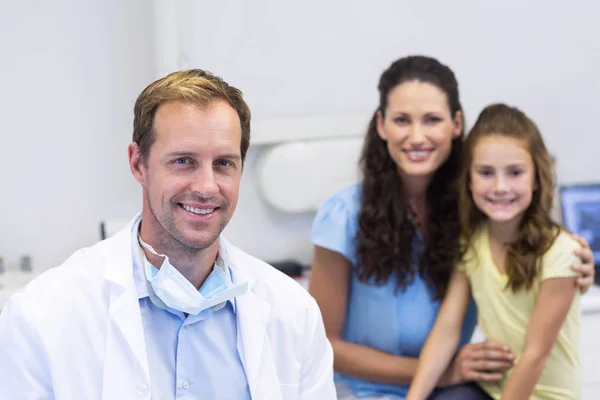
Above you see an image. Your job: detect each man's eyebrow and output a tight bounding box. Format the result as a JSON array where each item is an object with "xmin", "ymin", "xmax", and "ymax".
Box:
[
  {"xmin": 218, "ymin": 153, "xmax": 242, "ymax": 160},
  {"xmin": 165, "ymin": 151, "xmax": 197, "ymax": 157},
  {"xmin": 164, "ymin": 151, "xmax": 242, "ymax": 161}
]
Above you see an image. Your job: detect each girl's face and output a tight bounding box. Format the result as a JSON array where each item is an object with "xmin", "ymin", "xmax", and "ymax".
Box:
[
  {"xmin": 376, "ymin": 81, "xmax": 462, "ymax": 182},
  {"xmin": 469, "ymin": 135, "xmax": 536, "ymax": 226}
]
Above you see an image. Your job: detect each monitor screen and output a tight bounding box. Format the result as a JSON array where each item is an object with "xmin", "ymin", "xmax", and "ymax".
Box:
[{"xmin": 560, "ymin": 183, "xmax": 600, "ymax": 266}]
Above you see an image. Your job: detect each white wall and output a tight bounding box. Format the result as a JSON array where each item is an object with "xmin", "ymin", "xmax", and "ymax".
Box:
[
  {"xmin": 1, "ymin": 0, "xmax": 599, "ymax": 271},
  {"xmin": 0, "ymin": 0, "xmax": 154, "ymax": 271},
  {"xmin": 182, "ymin": 0, "xmax": 600, "ymax": 264}
]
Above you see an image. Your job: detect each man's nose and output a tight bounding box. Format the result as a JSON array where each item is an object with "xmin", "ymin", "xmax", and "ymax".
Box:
[{"xmin": 190, "ymin": 166, "xmax": 219, "ymax": 198}]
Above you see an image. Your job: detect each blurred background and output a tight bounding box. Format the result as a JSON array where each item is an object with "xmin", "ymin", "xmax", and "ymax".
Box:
[
  {"xmin": 1, "ymin": 0, "xmax": 598, "ymax": 273},
  {"xmin": 1, "ymin": 1, "xmax": 600, "ymax": 396}
]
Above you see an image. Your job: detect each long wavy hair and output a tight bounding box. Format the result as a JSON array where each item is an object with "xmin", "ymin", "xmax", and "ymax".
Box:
[
  {"xmin": 458, "ymin": 104, "xmax": 559, "ymax": 292},
  {"xmin": 356, "ymin": 56, "xmax": 464, "ymax": 300}
]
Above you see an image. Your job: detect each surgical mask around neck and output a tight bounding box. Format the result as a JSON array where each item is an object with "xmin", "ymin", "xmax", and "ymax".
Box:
[{"xmin": 138, "ymin": 236, "xmax": 248, "ymax": 315}]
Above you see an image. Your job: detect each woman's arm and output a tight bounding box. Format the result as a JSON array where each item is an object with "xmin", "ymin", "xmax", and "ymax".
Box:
[
  {"xmin": 309, "ymin": 246, "xmax": 421, "ymax": 384},
  {"xmin": 500, "ymin": 276, "xmax": 577, "ymax": 400},
  {"xmin": 445, "ymin": 340, "xmax": 513, "ymax": 385},
  {"xmin": 571, "ymin": 233, "xmax": 595, "ymax": 292},
  {"xmin": 405, "ymin": 268, "xmax": 472, "ymax": 400},
  {"xmin": 309, "ymin": 246, "xmax": 512, "ymax": 386}
]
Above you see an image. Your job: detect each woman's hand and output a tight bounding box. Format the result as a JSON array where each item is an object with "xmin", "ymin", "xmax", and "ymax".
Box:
[
  {"xmin": 571, "ymin": 233, "xmax": 596, "ymax": 293},
  {"xmin": 440, "ymin": 341, "xmax": 514, "ymax": 387}
]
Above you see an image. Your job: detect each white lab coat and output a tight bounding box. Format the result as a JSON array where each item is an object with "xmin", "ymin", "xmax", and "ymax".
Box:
[{"xmin": 0, "ymin": 217, "xmax": 336, "ymax": 400}]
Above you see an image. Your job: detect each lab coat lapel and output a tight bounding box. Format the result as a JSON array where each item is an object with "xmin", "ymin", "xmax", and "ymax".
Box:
[
  {"xmin": 226, "ymin": 240, "xmax": 282, "ymax": 399},
  {"xmin": 236, "ymin": 288, "xmax": 279, "ymax": 398},
  {"xmin": 101, "ymin": 219, "xmax": 151, "ymax": 398}
]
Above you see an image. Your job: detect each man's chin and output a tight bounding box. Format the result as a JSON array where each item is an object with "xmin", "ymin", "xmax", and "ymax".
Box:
[{"xmin": 176, "ymin": 232, "xmax": 220, "ymax": 251}]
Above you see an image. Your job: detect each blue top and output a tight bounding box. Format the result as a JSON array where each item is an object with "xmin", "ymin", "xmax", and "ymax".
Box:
[
  {"xmin": 130, "ymin": 216, "xmax": 251, "ymax": 400},
  {"xmin": 311, "ymin": 184, "xmax": 477, "ymax": 399}
]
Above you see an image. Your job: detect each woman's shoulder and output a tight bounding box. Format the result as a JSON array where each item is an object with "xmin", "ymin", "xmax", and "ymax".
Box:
[
  {"xmin": 311, "ymin": 183, "xmax": 363, "ymax": 263},
  {"xmin": 316, "ymin": 182, "xmax": 362, "ymax": 217},
  {"xmin": 329, "ymin": 183, "xmax": 362, "ymax": 205}
]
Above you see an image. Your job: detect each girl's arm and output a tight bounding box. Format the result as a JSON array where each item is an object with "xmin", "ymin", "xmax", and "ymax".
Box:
[
  {"xmin": 310, "ymin": 246, "xmax": 511, "ymax": 386},
  {"xmin": 309, "ymin": 246, "xmax": 421, "ymax": 384},
  {"xmin": 405, "ymin": 268, "xmax": 472, "ymax": 400},
  {"xmin": 500, "ymin": 276, "xmax": 577, "ymax": 400}
]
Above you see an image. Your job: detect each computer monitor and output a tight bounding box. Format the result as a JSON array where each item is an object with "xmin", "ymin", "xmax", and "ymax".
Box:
[{"xmin": 560, "ymin": 183, "xmax": 600, "ymax": 284}]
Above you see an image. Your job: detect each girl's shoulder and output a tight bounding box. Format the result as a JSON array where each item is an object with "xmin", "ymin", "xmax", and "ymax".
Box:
[
  {"xmin": 461, "ymin": 222, "xmax": 490, "ymax": 251},
  {"xmin": 458, "ymin": 223, "xmax": 489, "ymax": 274},
  {"xmin": 540, "ymin": 229, "xmax": 581, "ymax": 280},
  {"xmin": 545, "ymin": 229, "xmax": 581, "ymax": 258}
]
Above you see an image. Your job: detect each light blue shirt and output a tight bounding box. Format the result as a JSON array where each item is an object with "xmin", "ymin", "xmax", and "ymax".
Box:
[
  {"xmin": 131, "ymin": 218, "xmax": 251, "ymax": 400},
  {"xmin": 311, "ymin": 184, "xmax": 478, "ymax": 400}
]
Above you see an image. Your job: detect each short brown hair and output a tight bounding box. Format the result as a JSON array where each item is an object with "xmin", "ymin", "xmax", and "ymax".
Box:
[{"xmin": 133, "ymin": 69, "xmax": 251, "ymax": 164}]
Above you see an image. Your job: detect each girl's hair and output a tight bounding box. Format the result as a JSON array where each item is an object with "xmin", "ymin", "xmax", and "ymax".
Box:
[
  {"xmin": 356, "ymin": 55, "xmax": 464, "ymax": 300},
  {"xmin": 458, "ymin": 103, "xmax": 560, "ymax": 292}
]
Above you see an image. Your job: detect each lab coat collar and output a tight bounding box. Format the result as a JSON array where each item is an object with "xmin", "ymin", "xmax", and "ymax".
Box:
[
  {"xmin": 101, "ymin": 213, "xmax": 276, "ymax": 398},
  {"xmin": 129, "ymin": 216, "xmax": 239, "ymax": 313},
  {"xmin": 101, "ymin": 212, "xmax": 259, "ymax": 311},
  {"xmin": 101, "ymin": 212, "xmax": 151, "ymax": 397},
  {"xmin": 103, "ymin": 212, "xmax": 141, "ymax": 289},
  {"xmin": 225, "ymin": 240, "xmax": 276, "ymax": 398}
]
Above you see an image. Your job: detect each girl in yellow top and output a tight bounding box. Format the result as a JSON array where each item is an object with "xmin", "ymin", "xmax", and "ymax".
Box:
[{"xmin": 406, "ymin": 104, "xmax": 581, "ymax": 400}]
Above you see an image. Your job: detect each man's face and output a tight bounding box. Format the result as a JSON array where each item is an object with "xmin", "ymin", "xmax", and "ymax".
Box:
[{"xmin": 130, "ymin": 100, "xmax": 242, "ymax": 252}]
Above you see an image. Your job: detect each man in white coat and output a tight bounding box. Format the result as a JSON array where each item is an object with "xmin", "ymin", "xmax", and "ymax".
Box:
[{"xmin": 0, "ymin": 70, "xmax": 336, "ymax": 399}]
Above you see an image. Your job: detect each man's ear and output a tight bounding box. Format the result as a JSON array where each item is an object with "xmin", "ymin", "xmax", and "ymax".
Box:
[{"xmin": 128, "ymin": 142, "xmax": 147, "ymax": 186}]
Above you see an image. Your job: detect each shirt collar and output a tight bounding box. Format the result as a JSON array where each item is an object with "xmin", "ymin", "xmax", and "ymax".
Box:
[{"xmin": 130, "ymin": 215, "xmax": 237, "ymax": 313}]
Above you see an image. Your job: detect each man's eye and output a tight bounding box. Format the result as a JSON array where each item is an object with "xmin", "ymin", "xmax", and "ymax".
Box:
[{"xmin": 175, "ymin": 158, "xmax": 188, "ymax": 164}]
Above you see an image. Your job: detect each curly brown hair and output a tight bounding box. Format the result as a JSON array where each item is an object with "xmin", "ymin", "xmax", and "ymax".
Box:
[
  {"xmin": 458, "ymin": 104, "xmax": 559, "ymax": 292},
  {"xmin": 356, "ymin": 56, "xmax": 464, "ymax": 300}
]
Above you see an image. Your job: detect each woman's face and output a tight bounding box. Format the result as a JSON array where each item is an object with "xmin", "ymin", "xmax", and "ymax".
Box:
[{"xmin": 376, "ymin": 80, "xmax": 462, "ymax": 182}]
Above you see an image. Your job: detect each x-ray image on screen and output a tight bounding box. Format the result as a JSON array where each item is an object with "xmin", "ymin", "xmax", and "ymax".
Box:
[
  {"xmin": 560, "ymin": 184, "xmax": 600, "ymax": 266},
  {"xmin": 572, "ymin": 202, "xmax": 600, "ymax": 249}
]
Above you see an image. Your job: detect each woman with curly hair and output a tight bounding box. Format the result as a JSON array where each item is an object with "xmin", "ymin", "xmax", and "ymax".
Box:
[{"xmin": 308, "ymin": 56, "xmax": 595, "ymax": 400}]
